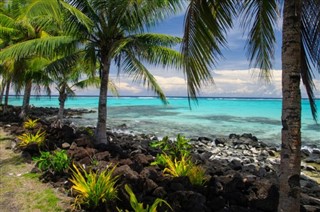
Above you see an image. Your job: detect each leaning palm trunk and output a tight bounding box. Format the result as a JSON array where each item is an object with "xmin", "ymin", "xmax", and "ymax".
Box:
[
  {"xmin": 3, "ymin": 78, "xmax": 11, "ymax": 113},
  {"xmin": 19, "ymin": 80, "xmax": 32, "ymax": 119},
  {"xmin": 58, "ymin": 84, "xmax": 67, "ymax": 122},
  {"xmin": 95, "ymin": 53, "xmax": 111, "ymax": 145},
  {"xmin": 52, "ymin": 84, "xmax": 67, "ymax": 128},
  {"xmin": 278, "ymin": 1, "xmax": 302, "ymax": 211},
  {"xmin": 0, "ymin": 79, "xmax": 6, "ymax": 105}
]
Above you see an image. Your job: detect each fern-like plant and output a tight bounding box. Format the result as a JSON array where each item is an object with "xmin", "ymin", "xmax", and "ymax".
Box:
[
  {"xmin": 118, "ymin": 184, "xmax": 172, "ymax": 212},
  {"xmin": 16, "ymin": 129, "xmax": 46, "ymax": 148},
  {"xmin": 23, "ymin": 118, "xmax": 40, "ymax": 130},
  {"xmin": 69, "ymin": 163, "xmax": 119, "ymax": 210}
]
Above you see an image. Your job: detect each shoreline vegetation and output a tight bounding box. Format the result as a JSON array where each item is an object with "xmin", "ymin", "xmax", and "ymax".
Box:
[{"xmin": 0, "ymin": 105, "xmax": 319, "ymax": 211}]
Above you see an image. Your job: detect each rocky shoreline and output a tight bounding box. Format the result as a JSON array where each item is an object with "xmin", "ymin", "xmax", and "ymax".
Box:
[{"xmin": 1, "ymin": 106, "xmax": 319, "ymax": 211}]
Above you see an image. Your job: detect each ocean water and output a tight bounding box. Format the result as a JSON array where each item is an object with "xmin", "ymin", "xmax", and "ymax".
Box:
[{"xmin": 6, "ymin": 96, "xmax": 320, "ymax": 147}]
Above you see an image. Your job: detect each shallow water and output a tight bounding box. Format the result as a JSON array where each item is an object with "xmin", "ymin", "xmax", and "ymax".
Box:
[{"xmin": 7, "ymin": 96, "xmax": 320, "ymax": 147}]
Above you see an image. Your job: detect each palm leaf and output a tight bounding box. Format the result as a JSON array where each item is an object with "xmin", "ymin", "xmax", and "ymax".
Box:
[
  {"xmin": 59, "ymin": 0, "xmax": 94, "ymax": 35},
  {"xmin": 239, "ymin": 0, "xmax": 279, "ymax": 80},
  {"xmin": 300, "ymin": 0, "xmax": 320, "ymax": 122},
  {"xmin": 0, "ymin": 36, "xmax": 77, "ymax": 60},
  {"xmin": 122, "ymin": 50, "xmax": 168, "ymax": 104},
  {"xmin": 182, "ymin": 0, "xmax": 236, "ymax": 99}
]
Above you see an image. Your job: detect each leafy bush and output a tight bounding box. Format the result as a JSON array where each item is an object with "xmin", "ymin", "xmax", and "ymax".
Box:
[
  {"xmin": 69, "ymin": 163, "xmax": 118, "ymax": 210},
  {"xmin": 33, "ymin": 150, "xmax": 70, "ymax": 173},
  {"xmin": 23, "ymin": 118, "xmax": 40, "ymax": 130},
  {"xmin": 162, "ymin": 154, "xmax": 207, "ymax": 186},
  {"xmin": 118, "ymin": 184, "xmax": 172, "ymax": 212},
  {"xmin": 16, "ymin": 130, "xmax": 46, "ymax": 148},
  {"xmin": 150, "ymin": 134, "xmax": 192, "ymax": 159}
]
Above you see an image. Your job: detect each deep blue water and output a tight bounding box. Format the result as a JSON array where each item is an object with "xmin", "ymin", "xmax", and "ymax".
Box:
[{"xmin": 7, "ymin": 96, "xmax": 320, "ymax": 147}]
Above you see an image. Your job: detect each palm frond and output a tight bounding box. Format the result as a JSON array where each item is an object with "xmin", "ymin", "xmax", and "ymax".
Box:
[
  {"xmin": 130, "ymin": 33, "xmax": 182, "ymax": 47},
  {"xmin": 0, "ymin": 26, "xmax": 21, "ymax": 37},
  {"xmin": 239, "ymin": 0, "xmax": 279, "ymax": 80},
  {"xmin": 0, "ymin": 36, "xmax": 77, "ymax": 60},
  {"xmin": 73, "ymin": 76, "xmax": 100, "ymax": 89},
  {"xmin": 122, "ymin": 50, "xmax": 168, "ymax": 104},
  {"xmin": 301, "ymin": 0, "xmax": 320, "ymax": 122},
  {"xmin": 0, "ymin": 13, "xmax": 16, "ymax": 28},
  {"xmin": 120, "ymin": 34, "xmax": 183, "ymax": 69},
  {"xmin": 182, "ymin": 0, "xmax": 236, "ymax": 99},
  {"xmin": 43, "ymin": 52, "xmax": 82, "ymax": 79},
  {"xmin": 108, "ymin": 79, "xmax": 119, "ymax": 97},
  {"xmin": 59, "ymin": 0, "xmax": 94, "ymax": 35}
]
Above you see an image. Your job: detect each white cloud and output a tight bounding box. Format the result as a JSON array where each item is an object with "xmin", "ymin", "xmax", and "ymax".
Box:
[{"xmin": 69, "ymin": 69, "xmax": 320, "ymax": 98}]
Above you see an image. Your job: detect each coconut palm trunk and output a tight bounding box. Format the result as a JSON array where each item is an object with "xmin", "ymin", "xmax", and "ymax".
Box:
[
  {"xmin": 278, "ymin": 1, "xmax": 302, "ymax": 211},
  {"xmin": 57, "ymin": 83, "xmax": 67, "ymax": 124},
  {"xmin": 19, "ymin": 80, "xmax": 32, "ymax": 119},
  {"xmin": 95, "ymin": 53, "xmax": 111, "ymax": 145},
  {"xmin": 3, "ymin": 78, "xmax": 11, "ymax": 113},
  {"xmin": 0, "ymin": 80, "xmax": 6, "ymax": 105}
]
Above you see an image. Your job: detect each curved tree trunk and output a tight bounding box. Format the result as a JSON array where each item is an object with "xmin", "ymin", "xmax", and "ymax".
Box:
[
  {"xmin": 95, "ymin": 52, "xmax": 111, "ymax": 145},
  {"xmin": 0, "ymin": 79, "xmax": 6, "ymax": 105},
  {"xmin": 3, "ymin": 78, "xmax": 11, "ymax": 113},
  {"xmin": 51, "ymin": 83, "xmax": 67, "ymax": 128},
  {"xmin": 19, "ymin": 80, "xmax": 32, "ymax": 119},
  {"xmin": 57, "ymin": 84, "xmax": 67, "ymax": 125},
  {"xmin": 278, "ymin": 1, "xmax": 302, "ymax": 211}
]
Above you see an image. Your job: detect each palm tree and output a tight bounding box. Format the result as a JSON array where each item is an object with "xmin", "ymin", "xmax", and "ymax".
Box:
[
  {"xmin": 44, "ymin": 53, "xmax": 101, "ymax": 127},
  {"xmin": 60, "ymin": 0, "xmax": 184, "ymax": 145},
  {"xmin": 278, "ymin": 1, "xmax": 319, "ymax": 211},
  {"xmin": 17, "ymin": 57, "xmax": 53, "ymax": 118},
  {"xmin": 0, "ymin": 0, "xmax": 52, "ymax": 116},
  {"xmin": 180, "ymin": 0, "xmax": 319, "ymax": 211}
]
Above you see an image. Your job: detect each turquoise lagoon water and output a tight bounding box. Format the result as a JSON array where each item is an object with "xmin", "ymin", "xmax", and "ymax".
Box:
[{"xmin": 6, "ymin": 96, "xmax": 320, "ymax": 147}]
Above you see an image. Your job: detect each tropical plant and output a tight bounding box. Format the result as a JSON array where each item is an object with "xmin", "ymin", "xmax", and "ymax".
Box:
[
  {"xmin": 0, "ymin": 0, "xmax": 53, "ymax": 117},
  {"xmin": 118, "ymin": 184, "xmax": 172, "ymax": 212},
  {"xmin": 23, "ymin": 118, "xmax": 39, "ymax": 130},
  {"xmin": 150, "ymin": 134, "xmax": 192, "ymax": 159},
  {"xmin": 16, "ymin": 129, "xmax": 46, "ymax": 148},
  {"xmin": 33, "ymin": 150, "xmax": 70, "ymax": 173},
  {"xmin": 69, "ymin": 163, "xmax": 119, "ymax": 210},
  {"xmin": 161, "ymin": 153, "xmax": 207, "ymax": 186},
  {"xmin": 151, "ymin": 134, "xmax": 192, "ymax": 167}
]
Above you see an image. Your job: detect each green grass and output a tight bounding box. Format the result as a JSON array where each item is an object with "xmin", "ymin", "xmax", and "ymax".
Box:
[
  {"xmin": 31, "ymin": 189, "xmax": 62, "ymax": 211},
  {"xmin": 0, "ymin": 130, "xmax": 72, "ymax": 212},
  {"xmin": 22, "ymin": 172, "xmax": 41, "ymax": 179}
]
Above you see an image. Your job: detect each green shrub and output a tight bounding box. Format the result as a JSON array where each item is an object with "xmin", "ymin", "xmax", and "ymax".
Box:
[
  {"xmin": 23, "ymin": 118, "xmax": 40, "ymax": 130},
  {"xmin": 150, "ymin": 134, "xmax": 192, "ymax": 159},
  {"xmin": 16, "ymin": 130, "xmax": 46, "ymax": 148},
  {"xmin": 69, "ymin": 163, "xmax": 118, "ymax": 210},
  {"xmin": 118, "ymin": 184, "xmax": 172, "ymax": 212},
  {"xmin": 33, "ymin": 150, "xmax": 70, "ymax": 173}
]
